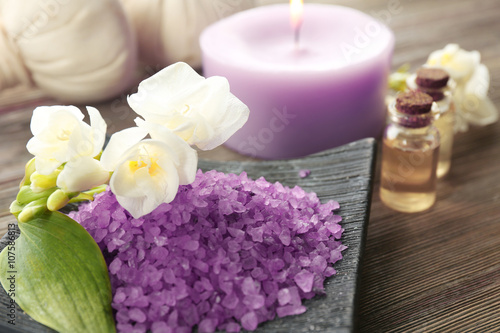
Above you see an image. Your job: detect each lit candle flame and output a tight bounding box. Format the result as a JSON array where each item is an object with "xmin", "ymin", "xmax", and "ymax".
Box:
[{"xmin": 290, "ymin": 0, "xmax": 304, "ymax": 47}]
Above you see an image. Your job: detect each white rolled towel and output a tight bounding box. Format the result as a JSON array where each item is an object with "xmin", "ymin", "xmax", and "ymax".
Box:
[
  {"xmin": 0, "ymin": 0, "xmax": 137, "ymax": 103},
  {"xmin": 120, "ymin": 0, "xmax": 255, "ymax": 69}
]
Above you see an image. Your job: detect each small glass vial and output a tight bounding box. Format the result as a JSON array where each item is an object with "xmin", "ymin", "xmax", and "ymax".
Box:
[
  {"xmin": 380, "ymin": 91, "xmax": 440, "ymax": 213},
  {"xmin": 407, "ymin": 67, "xmax": 455, "ymax": 178}
]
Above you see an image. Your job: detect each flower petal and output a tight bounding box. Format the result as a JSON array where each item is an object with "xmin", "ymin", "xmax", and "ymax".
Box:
[
  {"xmin": 461, "ymin": 96, "xmax": 498, "ymax": 127},
  {"xmin": 464, "ymin": 64, "xmax": 490, "ymax": 99},
  {"xmin": 30, "ymin": 105, "xmax": 84, "ymax": 136},
  {"xmin": 427, "ymin": 44, "xmax": 479, "ymax": 81},
  {"xmin": 195, "ymin": 89, "xmax": 250, "ymax": 150},
  {"xmin": 86, "ymin": 106, "xmax": 107, "ymax": 157},
  {"xmin": 100, "ymin": 127, "xmax": 148, "ymax": 171},
  {"xmin": 56, "ymin": 156, "xmax": 110, "ymax": 193},
  {"xmin": 128, "ymin": 62, "xmax": 206, "ymax": 123},
  {"xmin": 114, "ymin": 195, "xmax": 152, "ymax": 219},
  {"xmin": 31, "ymin": 155, "xmax": 62, "ymax": 176},
  {"xmin": 134, "ymin": 159, "xmax": 179, "ymax": 207},
  {"xmin": 110, "ymin": 160, "xmax": 144, "ymax": 199},
  {"xmin": 153, "ymin": 158, "xmax": 181, "ymax": 203}
]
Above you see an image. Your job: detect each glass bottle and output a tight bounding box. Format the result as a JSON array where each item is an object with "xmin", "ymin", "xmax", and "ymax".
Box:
[
  {"xmin": 407, "ymin": 67, "xmax": 455, "ymax": 178},
  {"xmin": 380, "ymin": 91, "xmax": 440, "ymax": 213}
]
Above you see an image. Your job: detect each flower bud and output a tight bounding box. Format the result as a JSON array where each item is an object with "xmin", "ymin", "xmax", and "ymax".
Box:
[
  {"xmin": 47, "ymin": 190, "xmax": 78, "ymax": 212},
  {"xmin": 19, "ymin": 158, "xmax": 36, "ymax": 188},
  {"xmin": 30, "ymin": 170, "xmax": 61, "ymax": 193},
  {"xmin": 17, "ymin": 199, "xmax": 47, "ymax": 223}
]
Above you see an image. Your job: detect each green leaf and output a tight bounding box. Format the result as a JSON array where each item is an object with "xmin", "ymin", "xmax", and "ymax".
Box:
[{"xmin": 0, "ymin": 212, "xmax": 115, "ymax": 333}]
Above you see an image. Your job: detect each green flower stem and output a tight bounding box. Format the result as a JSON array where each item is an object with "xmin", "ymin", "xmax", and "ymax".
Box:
[
  {"xmin": 68, "ymin": 185, "xmax": 107, "ymax": 204},
  {"xmin": 68, "ymin": 193, "xmax": 94, "ymax": 203},
  {"xmin": 85, "ymin": 184, "xmax": 107, "ymax": 196}
]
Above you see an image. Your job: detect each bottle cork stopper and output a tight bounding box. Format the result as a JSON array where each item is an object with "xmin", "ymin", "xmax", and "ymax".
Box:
[
  {"xmin": 396, "ymin": 90, "xmax": 433, "ymax": 115},
  {"xmin": 416, "ymin": 68, "xmax": 450, "ymax": 88}
]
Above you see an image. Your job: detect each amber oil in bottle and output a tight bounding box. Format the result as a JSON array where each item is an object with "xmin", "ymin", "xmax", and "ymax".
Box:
[
  {"xmin": 380, "ymin": 91, "xmax": 440, "ymax": 213},
  {"xmin": 407, "ymin": 67, "xmax": 455, "ymax": 178}
]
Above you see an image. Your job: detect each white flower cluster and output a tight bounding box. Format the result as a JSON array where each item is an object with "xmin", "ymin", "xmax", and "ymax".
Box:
[
  {"xmin": 26, "ymin": 62, "xmax": 249, "ymax": 218},
  {"xmin": 426, "ymin": 44, "xmax": 498, "ymax": 132}
]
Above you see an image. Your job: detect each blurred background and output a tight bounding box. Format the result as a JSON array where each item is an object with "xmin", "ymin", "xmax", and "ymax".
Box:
[{"xmin": 1, "ymin": 0, "xmax": 499, "ymax": 331}]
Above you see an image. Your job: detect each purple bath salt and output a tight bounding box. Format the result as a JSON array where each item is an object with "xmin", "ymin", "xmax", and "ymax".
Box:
[
  {"xmin": 70, "ymin": 170, "xmax": 345, "ymax": 333},
  {"xmin": 298, "ymin": 169, "xmax": 311, "ymax": 178}
]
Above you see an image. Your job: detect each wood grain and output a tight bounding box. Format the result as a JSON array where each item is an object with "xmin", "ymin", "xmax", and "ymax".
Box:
[
  {"xmin": 0, "ymin": 0, "xmax": 499, "ymax": 331},
  {"xmin": 0, "ymin": 139, "xmax": 376, "ymax": 333}
]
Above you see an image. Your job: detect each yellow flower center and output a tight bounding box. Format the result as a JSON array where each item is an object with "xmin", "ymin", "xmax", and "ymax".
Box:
[
  {"xmin": 57, "ymin": 129, "xmax": 72, "ymax": 141},
  {"xmin": 181, "ymin": 104, "xmax": 191, "ymax": 116},
  {"xmin": 129, "ymin": 157, "xmax": 161, "ymax": 176},
  {"xmin": 441, "ymin": 53, "xmax": 453, "ymax": 65}
]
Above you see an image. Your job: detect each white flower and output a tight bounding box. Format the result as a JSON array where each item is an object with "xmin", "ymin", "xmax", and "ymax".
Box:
[
  {"xmin": 27, "ymin": 105, "xmax": 107, "ymax": 174},
  {"xmin": 127, "ymin": 62, "xmax": 249, "ymax": 150},
  {"xmin": 426, "ymin": 44, "xmax": 498, "ymax": 131},
  {"xmin": 461, "ymin": 64, "xmax": 498, "ymax": 126},
  {"xmin": 100, "ymin": 125, "xmax": 197, "ymax": 218},
  {"xmin": 427, "ymin": 44, "xmax": 480, "ymax": 81},
  {"xmin": 26, "ymin": 105, "xmax": 110, "ymax": 192}
]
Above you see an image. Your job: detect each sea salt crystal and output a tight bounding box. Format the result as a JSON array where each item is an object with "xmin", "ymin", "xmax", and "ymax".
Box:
[
  {"xmin": 182, "ymin": 240, "xmax": 199, "ymax": 251},
  {"xmin": 241, "ymin": 277, "xmax": 258, "ymax": 295},
  {"xmin": 108, "ymin": 220, "xmax": 121, "ymax": 233},
  {"xmin": 109, "ymin": 258, "xmax": 122, "ymax": 275},
  {"xmin": 97, "ymin": 211, "xmax": 111, "ymax": 228},
  {"xmin": 251, "ymin": 267, "xmax": 266, "ymax": 280},
  {"xmin": 221, "ymin": 292, "xmax": 239, "ymax": 309},
  {"xmin": 129, "ymin": 308, "xmax": 147, "ymax": 323},
  {"xmin": 151, "ymin": 247, "xmax": 169, "ymax": 261},
  {"xmin": 325, "ymin": 216, "xmax": 342, "ymax": 232},
  {"xmin": 227, "ymin": 227, "xmax": 245, "ymax": 241},
  {"xmin": 227, "ymin": 240, "xmax": 241, "ymax": 253},
  {"xmin": 198, "ymin": 318, "xmax": 217, "ymax": 333},
  {"xmin": 151, "ymin": 321, "xmax": 172, "ymax": 333},
  {"xmin": 193, "ymin": 260, "xmax": 209, "ymax": 273},
  {"xmin": 94, "ymin": 228, "xmax": 108, "ymax": 243},
  {"xmin": 325, "ymin": 267, "xmax": 337, "ymax": 277},
  {"xmin": 243, "ymin": 294, "xmax": 265, "ymax": 310},
  {"xmin": 71, "ymin": 170, "xmax": 345, "ymax": 332},
  {"xmin": 247, "ymin": 226, "xmax": 264, "ymax": 243},
  {"xmin": 276, "ymin": 304, "xmax": 307, "ymax": 318},
  {"xmin": 241, "ymin": 311, "xmax": 258, "ymax": 331},
  {"xmin": 224, "ymin": 322, "xmax": 241, "ymax": 333},
  {"xmin": 242, "ymin": 257, "xmax": 257, "ymax": 270},
  {"xmin": 298, "ymin": 169, "xmax": 311, "ymax": 178},
  {"xmin": 114, "ymin": 288, "xmax": 126, "ymax": 304},
  {"xmin": 277, "ymin": 288, "xmax": 292, "ymax": 306},
  {"xmin": 294, "ymin": 270, "xmax": 315, "ymax": 293},
  {"xmin": 131, "ymin": 218, "xmax": 144, "ymax": 228},
  {"xmin": 311, "ymin": 255, "xmax": 328, "ymax": 274}
]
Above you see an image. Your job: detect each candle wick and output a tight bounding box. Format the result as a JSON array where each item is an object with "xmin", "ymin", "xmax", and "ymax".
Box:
[{"xmin": 294, "ymin": 23, "xmax": 302, "ymax": 48}]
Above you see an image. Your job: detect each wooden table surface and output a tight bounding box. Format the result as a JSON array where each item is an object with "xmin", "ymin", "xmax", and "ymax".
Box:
[{"xmin": 1, "ymin": 0, "xmax": 499, "ymax": 332}]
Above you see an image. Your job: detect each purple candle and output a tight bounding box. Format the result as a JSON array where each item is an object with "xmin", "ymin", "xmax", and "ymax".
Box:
[{"xmin": 200, "ymin": 3, "xmax": 394, "ymax": 159}]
